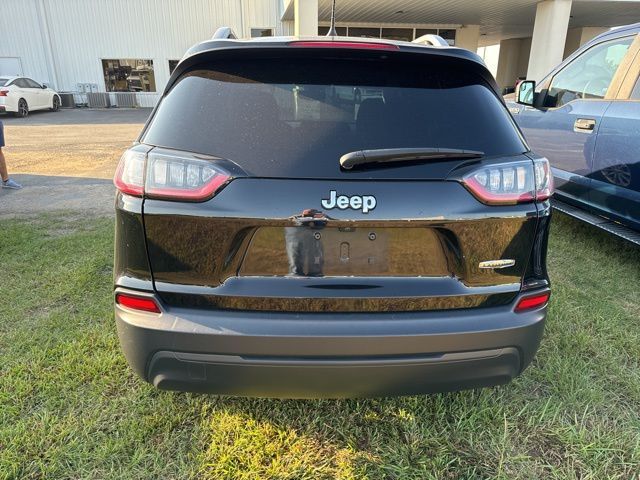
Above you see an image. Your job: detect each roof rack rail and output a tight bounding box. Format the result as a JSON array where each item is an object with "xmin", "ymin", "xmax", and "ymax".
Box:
[
  {"xmin": 212, "ymin": 27, "xmax": 237, "ymax": 40},
  {"xmin": 412, "ymin": 34, "xmax": 449, "ymax": 47}
]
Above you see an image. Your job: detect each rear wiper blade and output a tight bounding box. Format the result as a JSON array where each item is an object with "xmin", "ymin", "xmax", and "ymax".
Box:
[{"xmin": 340, "ymin": 148, "xmax": 484, "ymax": 170}]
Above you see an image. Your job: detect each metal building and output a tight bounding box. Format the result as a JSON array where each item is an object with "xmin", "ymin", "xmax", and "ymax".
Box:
[{"xmin": 2, "ymin": 0, "xmax": 640, "ymax": 106}]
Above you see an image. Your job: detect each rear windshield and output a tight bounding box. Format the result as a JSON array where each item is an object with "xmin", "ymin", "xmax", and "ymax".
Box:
[
  {"xmin": 143, "ymin": 57, "xmax": 526, "ymax": 178},
  {"xmin": 0, "ymin": 79, "xmax": 8, "ymax": 87}
]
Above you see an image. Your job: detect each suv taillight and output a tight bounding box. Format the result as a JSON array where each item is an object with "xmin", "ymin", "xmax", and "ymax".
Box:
[
  {"xmin": 0, "ymin": 89, "xmax": 9, "ymax": 97},
  {"xmin": 113, "ymin": 149, "xmax": 146, "ymax": 196},
  {"xmin": 113, "ymin": 148, "xmax": 231, "ymax": 201},
  {"xmin": 533, "ymin": 157, "xmax": 553, "ymax": 201},
  {"xmin": 462, "ymin": 158, "xmax": 553, "ymax": 205}
]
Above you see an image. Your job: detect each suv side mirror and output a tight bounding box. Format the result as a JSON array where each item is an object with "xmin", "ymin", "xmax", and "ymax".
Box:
[{"xmin": 516, "ymin": 80, "xmax": 535, "ymax": 106}]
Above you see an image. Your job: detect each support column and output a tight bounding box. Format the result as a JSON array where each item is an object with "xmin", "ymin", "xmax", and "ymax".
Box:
[
  {"xmin": 456, "ymin": 25, "xmax": 480, "ymax": 52},
  {"xmin": 294, "ymin": 0, "xmax": 318, "ymax": 37},
  {"xmin": 496, "ymin": 39, "xmax": 523, "ymax": 91},
  {"xmin": 527, "ymin": 0, "xmax": 572, "ymax": 82},
  {"xmin": 563, "ymin": 27, "xmax": 607, "ymax": 58}
]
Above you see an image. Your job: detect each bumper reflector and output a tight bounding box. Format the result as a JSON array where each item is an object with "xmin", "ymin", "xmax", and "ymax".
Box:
[
  {"xmin": 515, "ymin": 292, "xmax": 550, "ymax": 312},
  {"xmin": 115, "ymin": 293, "xmax": 161, "ymax": 314}
]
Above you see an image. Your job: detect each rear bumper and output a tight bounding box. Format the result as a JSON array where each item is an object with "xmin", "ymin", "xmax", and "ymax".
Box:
[
  {"xmin": 0, "ymin": 97, "xmax": 13, "ymax": 112},
  {"xmin": 115, "ymin": 288, "xmax": 547, "ymax": 398}
]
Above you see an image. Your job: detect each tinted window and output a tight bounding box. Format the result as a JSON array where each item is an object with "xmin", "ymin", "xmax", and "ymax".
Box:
[
  {"xmin": 547, "ymin": 36, "xmax": 633, "ymax": 107},
  {"xmin": 381, "ymin": 28, "xmax": 413, "ymax": 42},
  {"xmin": 438, "ymin": 29, "xmax": 456, "ymax": 46},
  {"xmin": 25, "ymin": 78, "xmax": 41, "ymax": 88},
  {"xmin": 0, "ymin": 78, "xmax": 8, "ymax": 87},
  {"xmin": 348, "ymin": 28, "xmax": 380, "ymax": 38},
  {"xmin": 318, "ymin": 26, "xmax": 347, "ymax": 36},
  {"xmin": 143, "ymin": 57, "xmax": 525, "ymax": 178},
  {"xmin": 14, "ymin": 78, "xmax": 29, "ymax": 88},
  {"xmin": 415, "ymin": 29, "xmax": 438, "ymax": 38},
  {"xmin": 250, "ymin": 28, "xmax": 273, "ymax": 38}
]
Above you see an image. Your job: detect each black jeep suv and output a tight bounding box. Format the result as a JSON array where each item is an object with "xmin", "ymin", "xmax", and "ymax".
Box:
[{"xmin": 113, "ymin": 35, "xmax": 552, "ymax": 398}]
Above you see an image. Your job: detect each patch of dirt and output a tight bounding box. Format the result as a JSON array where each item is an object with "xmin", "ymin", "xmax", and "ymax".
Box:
[{"xmin": 0, "ymin": 112, "xmax": 145, "ymax": 216}]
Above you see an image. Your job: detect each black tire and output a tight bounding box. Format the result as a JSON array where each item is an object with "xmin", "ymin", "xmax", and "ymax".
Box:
[
  {"xmin": 16, "ymin": 98, "xmax": 29, "ymax": 117},
  {"xmin": 50, "ymin": 96, "xmax": 60, "ymax": 112}
]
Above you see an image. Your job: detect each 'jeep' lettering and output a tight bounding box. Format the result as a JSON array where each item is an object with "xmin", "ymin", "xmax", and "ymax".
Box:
[{"xmin": 321, "ymin": 190, "xmax": 377, "ymax": 213}]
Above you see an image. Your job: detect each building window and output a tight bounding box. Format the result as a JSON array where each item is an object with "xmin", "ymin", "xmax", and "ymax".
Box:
[
  {"xmin": 102, "ymin": 59, "xmax": 156, "ymax": 93},
  {"xmin": 381, "ymin": 28, "xmax": 413, "ymax": 42},
  {"xmin": 318, "ymin": 26, "xmax": 347, "ymax": 36},
  {"xmin": 414, "ymin": 28, "xmax": 456, "ymax": 45},
  {"xmin": 169, "ymin": 60, "xmax": 180, "ymax": 74},
  {"xmin": 438, "ymin": 29, "xmax": 456, "ymax": 45},
  {"xmin": 415, "ymin": 29, "xmax": 438, "ymax": 38},
  {"xmin": 251, "ymin": 28, "xmax": 273, "ymax": 38},
  {"xmin": 348, "ymin": 27, "xmax": 381, "ymax": 38},
  {"xmin": 316, "ymin": 26, "xmax": 457, "ymax": 45}
]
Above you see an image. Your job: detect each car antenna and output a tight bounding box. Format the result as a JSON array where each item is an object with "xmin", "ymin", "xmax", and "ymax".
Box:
[{"xmin": 327, "ymin": 0, "xmax": 338, "ymax": 36}]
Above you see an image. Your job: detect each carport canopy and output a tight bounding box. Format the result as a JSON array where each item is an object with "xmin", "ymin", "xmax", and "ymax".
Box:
[{"xmin": 282, "ymin": 0, "xmax": 640, "ymax": 88}]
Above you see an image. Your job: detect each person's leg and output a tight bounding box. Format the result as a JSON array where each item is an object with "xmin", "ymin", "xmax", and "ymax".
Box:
[
  {"xmin": 0, "ymin": 148, "xmax": 8, "ymax": 182},
  {"xmin": 0, "ymin": 121, "xmax": 6, "ymax": 182},
  {"xmin": 0, "ymin": 122, "xmax": 21, "ymax": 188}
]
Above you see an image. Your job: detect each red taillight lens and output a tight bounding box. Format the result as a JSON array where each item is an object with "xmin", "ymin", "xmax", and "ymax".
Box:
[
  {"xmin": 113, "ymin": 148, "xmax": 231, "ymax": 201},
  {"xmin": 115, "ymin": 293, "xmax": 161, "ymax": 313},
  {"xmin": 144, "ymin": 150, "xmax": 230, "ymax": 201},
  {"xmin": 462, "ymin": 158, "xmax": 553, "ymax": 205},
  {"xmin": 515, "ymin": 292, "xmax": 550, "ymax": 312},
  {"xmin": 290, "ymin": 41, "xmax": 399, "ymax": 51},
  {"xmin": 0, "ymin": 89, "xmax": 8, "ymax": 97},
  {"xmin": 113, "ymin": 149, "xmax": 146, "ymax": 196}
]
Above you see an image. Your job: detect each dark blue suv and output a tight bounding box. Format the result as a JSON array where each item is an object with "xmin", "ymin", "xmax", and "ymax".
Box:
[{"xmin": 511, "ymin": 24, "xmax": 640, "ymax": 239}]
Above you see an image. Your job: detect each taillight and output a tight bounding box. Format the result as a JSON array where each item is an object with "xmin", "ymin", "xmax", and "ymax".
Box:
[
  {"xmin": 113, "ymin": 148, "xmax": 231, "ymax": 201},
  {"xmin": 515, "ymin": 292, "xmax": 550, "ymax": 312},
  {"xmin": 533, "ymin": 157, "xmax": 553, "ymax": 201},
  {"xmin": 113, "ymin": 149, "xmax": 145, "ymax": 196},
  {"xmin": 290, "ymin": 41, "xmax": 399, "ymax": 51},
  {"xmin": 462, "ymin": 158, "xmax": 553, "ymax": 205},
  {"xmin": 0, "ymin": 89, "xmax": 8, "ymax": 97},
  {"xmin": 145, "ymin": 150, "xmax": 230, "ymax": 201},
  {"xmin": 115, "ymin": 293, "xmax": 161, "ymax": 313}
]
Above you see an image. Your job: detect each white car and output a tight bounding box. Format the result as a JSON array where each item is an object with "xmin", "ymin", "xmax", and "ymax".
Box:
[{"xmin": 0, "ymin": 76, "xmax": 61, "ymax": 117}]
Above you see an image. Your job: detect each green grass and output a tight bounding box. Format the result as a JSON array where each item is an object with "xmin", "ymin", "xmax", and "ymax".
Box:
[{"xmin": 0, "ymin": 213, "xmax": 638, "ymax": 479}]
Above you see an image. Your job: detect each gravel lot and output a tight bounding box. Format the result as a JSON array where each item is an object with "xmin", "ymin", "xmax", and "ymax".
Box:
[{"xmin": 0, "ymin": 108, "xmax": 150, "ymax": 217}]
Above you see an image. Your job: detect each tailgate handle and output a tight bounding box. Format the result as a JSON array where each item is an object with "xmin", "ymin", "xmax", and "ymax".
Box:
[{"xmin": 574, "ymin": 118, "xmax": 596, "ymax": 133}]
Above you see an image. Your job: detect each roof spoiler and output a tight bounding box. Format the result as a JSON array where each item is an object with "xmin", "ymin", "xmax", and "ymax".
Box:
[
  {"xmin": 412, "ymin": 34, "xmax": 448, "ymax": 47},
  {"xmin": 212, "ymin": 27, "xmax": 237, "ymax": 40}
]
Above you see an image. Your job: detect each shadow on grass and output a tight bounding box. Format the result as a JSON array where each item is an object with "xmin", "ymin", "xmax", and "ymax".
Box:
[{"xmin": 550, "ymin": 211, "xmax": 640, "ymax": 269}]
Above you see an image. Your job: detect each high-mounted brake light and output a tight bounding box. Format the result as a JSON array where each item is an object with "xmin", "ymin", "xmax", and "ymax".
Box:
[
  {"xmin": 290, "ymin": 41, "xmax": 399, "ymax": 51},
  {"xmin": 113, "ymin": 148, "xmax": 231, "ymax": 201},
  {"xmin": 515, "ymin": 292, "xmax": 550, "ymax": 312},
  {"xmin": 115, "ymin": 293, "xmax": 161, "ymax": 314},
  {"xmin": 462, "ymin": 158, "xmax": 553, "ymax": 205}
]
